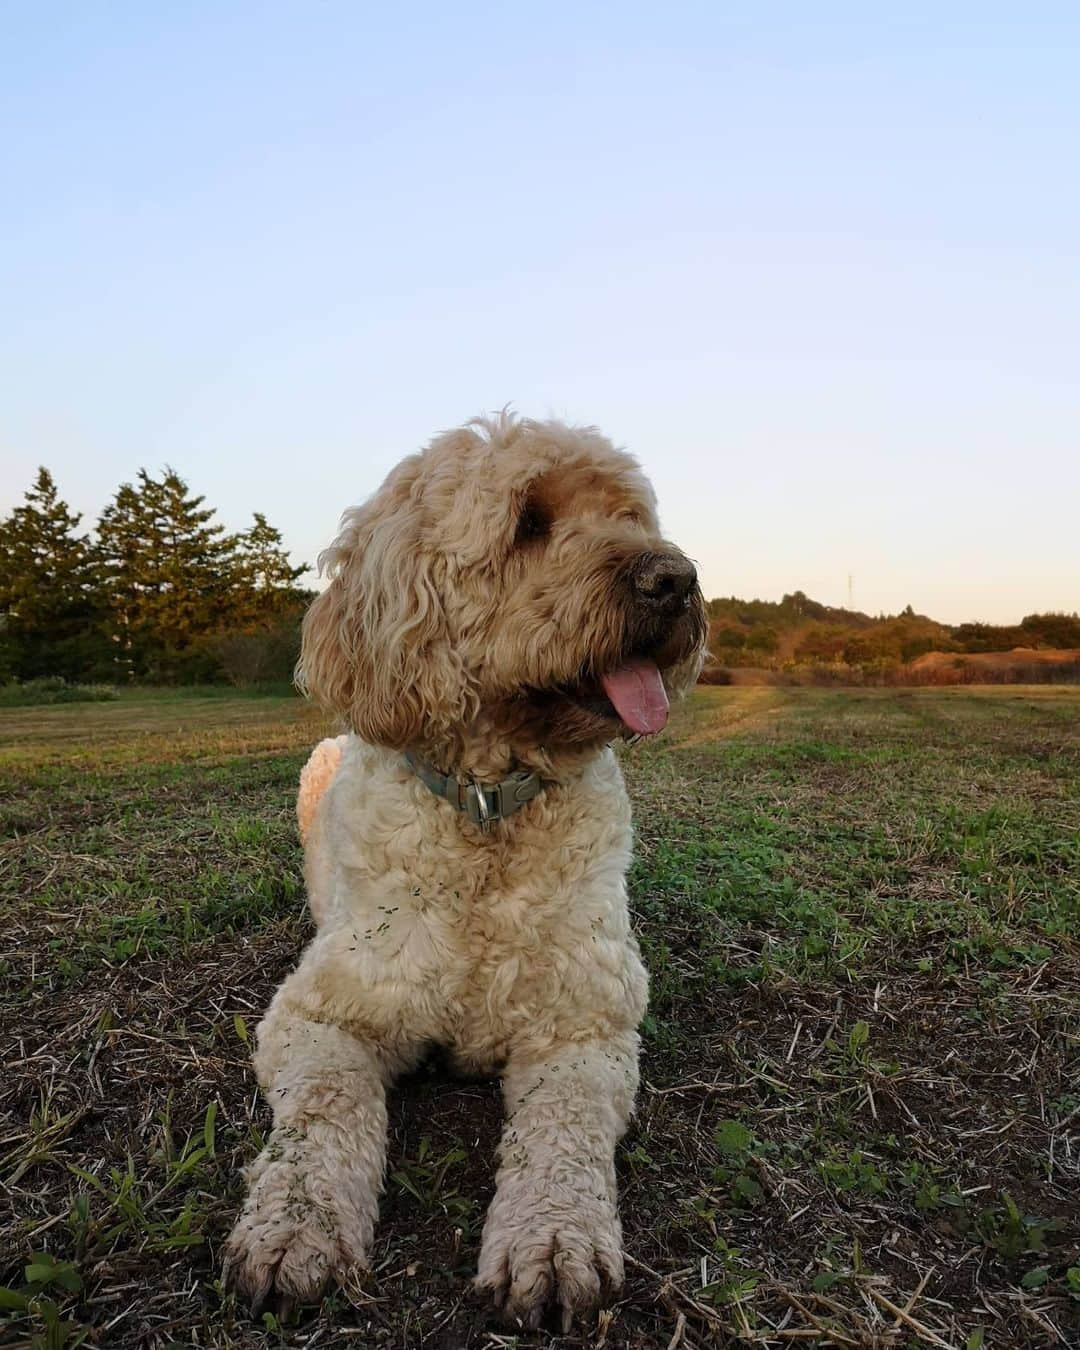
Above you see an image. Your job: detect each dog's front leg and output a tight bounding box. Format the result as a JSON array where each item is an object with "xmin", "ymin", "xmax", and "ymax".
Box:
[
  {"xmin": 476, "ymin": 1033, "xmax": 639, "ymax": 1331},
  {"xmin": 224, "ymin": 992, "xmax": 398, "ymax": 1310}
]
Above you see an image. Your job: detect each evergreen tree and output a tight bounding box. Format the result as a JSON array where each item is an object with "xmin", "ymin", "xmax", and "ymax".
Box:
[
  {"xmin": 4, "ymin": 464, "xmax": 310, "ymax": 685},
  {"xmin": 231, "ymin": 513, "xmax": 308, "ymax": 626},
  {"xmin": 97, "ymin": 468, "xmax": 237, "ymax": 680},
  {"xmin": 0, "ymin": 469, "xmax": 108, "ymax": 680}
]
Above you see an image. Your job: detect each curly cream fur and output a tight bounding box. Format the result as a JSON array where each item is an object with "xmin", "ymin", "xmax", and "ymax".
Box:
[{"xmin": 224, "ymin": 413, "xmax": 706, "ymax": 1328}]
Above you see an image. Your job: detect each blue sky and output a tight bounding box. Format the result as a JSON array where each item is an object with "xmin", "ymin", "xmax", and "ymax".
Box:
[{"xmin": 2, "ymin": 2, "xmax": 1078, "ymax": 623}]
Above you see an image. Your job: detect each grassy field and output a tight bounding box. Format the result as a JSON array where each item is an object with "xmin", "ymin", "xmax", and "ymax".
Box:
[{"xmin": 1, "ymin": 687, "xmax": 1077, "ymax": 1349}]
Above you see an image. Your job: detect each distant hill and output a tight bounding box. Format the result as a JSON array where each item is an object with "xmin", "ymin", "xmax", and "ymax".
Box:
[
  {"xmin": 903, "ymin": 646, "xmax": 1080, "ymax": 685},
  {"xmin": 704, "ymin": 590, "xmax": 1080, "ymax": 677},
  {"xmin": 709, "ymin": 589, "xmax": 879, "ymax": 632}
]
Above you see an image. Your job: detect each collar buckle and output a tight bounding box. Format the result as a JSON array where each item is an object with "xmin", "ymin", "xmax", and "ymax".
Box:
[
  {"xmin": 466, "ymin": 780, "xmax": 499, "ymax": 832},
  {"xmin": 404, "ymin": 752, "xmax": 545, "ymax": 829}
]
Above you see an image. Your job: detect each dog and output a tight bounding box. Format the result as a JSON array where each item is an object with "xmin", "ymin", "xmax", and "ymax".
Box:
[{"xmin": 223, "ymin": 412, "xmax": 707, "ymax": 1329}]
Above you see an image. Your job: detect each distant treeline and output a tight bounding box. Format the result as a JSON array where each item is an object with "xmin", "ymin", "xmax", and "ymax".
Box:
[
  {"xmin": 706, "ymin": 591, "xmax": 1080, "ymax": 683},
  {"xmin": 0, "ymin": 468, "xmax": 312, "ymax": 686}
]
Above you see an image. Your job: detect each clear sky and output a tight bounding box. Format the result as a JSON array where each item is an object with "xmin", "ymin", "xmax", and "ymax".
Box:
[{"xmin": 2, "ymin": 3, "xmax": 1078, "ymax": 624}]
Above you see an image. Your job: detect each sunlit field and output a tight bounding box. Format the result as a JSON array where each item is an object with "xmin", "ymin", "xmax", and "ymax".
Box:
[{"xmin": 1, "ymin": 687, "xmax": 1077, "ymax": 1348}]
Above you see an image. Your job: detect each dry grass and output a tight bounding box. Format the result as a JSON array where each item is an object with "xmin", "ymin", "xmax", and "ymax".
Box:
[{"xmin": 1, "ymin": 686, "xmax": 1077, "ymax": 1348}]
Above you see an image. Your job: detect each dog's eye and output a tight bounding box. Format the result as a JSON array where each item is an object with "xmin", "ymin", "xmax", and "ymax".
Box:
[{"xmin": 514, "ymin": 500, "xmax": 550, "ymax": 546}]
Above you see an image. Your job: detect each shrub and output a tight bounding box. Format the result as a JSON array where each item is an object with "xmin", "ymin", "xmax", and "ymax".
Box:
[
  {"xmin": 0, "ymin": 677, "xmax": 118, "ymax": 707},
  {"xmin": 212, "ymin": 614, "xmax": 302, "ymax": 688}
]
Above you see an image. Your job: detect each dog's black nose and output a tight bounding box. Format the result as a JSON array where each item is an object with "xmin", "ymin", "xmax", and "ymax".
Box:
[{"xmin": 630, "ymin": 552, "xmax": 697, "ymax": 611}]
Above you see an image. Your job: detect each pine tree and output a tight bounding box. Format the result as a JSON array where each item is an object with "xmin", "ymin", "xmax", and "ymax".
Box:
[
  {"xmin": 94, "ymin": 481, "xmax": 147, "ymax": 680},
  {"xmin": 2, "ymin": 464, "xmax": 309, "ymax": 685},
  {"xmin": 0, "ymin": 469, "xmax": 108, "ymax": 680},
  {"xmin": 97, "ymin": 468, "xmax": 238, "ymax": 680},
  {"xmin": 231, "ymin": 513, "xmax": 308, "ymax": 627}
]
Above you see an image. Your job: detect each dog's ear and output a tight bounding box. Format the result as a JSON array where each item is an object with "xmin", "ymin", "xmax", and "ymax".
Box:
[{"xmin": 297, "ymin": 461, "xmax": 474, "ymax": 748}]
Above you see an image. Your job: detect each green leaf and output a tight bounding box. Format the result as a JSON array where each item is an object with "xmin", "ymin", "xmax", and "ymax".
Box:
[
  {"xmin": 847, "ymin": 1020, "xmax": 870, "ymax": 1055},
  {"xmin": 966, "ymin": 1330, "xmax": 985, "ymax": 1350},
  {"xmin": 0, "ymin": 1287, "xmax": 30, "ymax": 1311},
  {"xmin": 66, "ymin": 1165, "xmax": 108, "ymax": 1196},
  {"xmin": 714, "ymin": 1119, "xmax": 753, "ymax": 1159},
  {"xmin": 23, "ymin": 1252, "xmax": 83, "ymax": 1296},
  {"xmin": 733, "ymin": 1172, "xmax": 763, "ymax": 1202},
  {"xmin": 233, "ymin": 1015, "xmax": 249, "ymax": 1046},
  {"xmin": 390, "ymin": 1171, "xmax": 425, "ymax": 1203},
  {"xmin": 171, "ymin": 1145, "xmax": 207, "ymax": 1178},
  {"xmin": 811, "ymin": 1271, "xmax": 839, "ymax": 1292},
  {"xmin": 1021, "ymin": 1266, "xmax": 1049, "ymax": 1290},
  {"xmin": 156, "ymin": 1233, "xmax": 206, "ymax": 1250},
  {"xmin": 54, "ymin": 1266, "xmax": 82, "ymax": 1294},
  {"xmin": 203, "ymin": 1101, "xmax": 218, "ymax": 1158}
]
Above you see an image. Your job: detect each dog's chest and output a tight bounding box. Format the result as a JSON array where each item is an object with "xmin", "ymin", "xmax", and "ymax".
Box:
[
  {"xmin": 332, "ymin": 797, "xmax": 612, "ymax": 965},
  {"xmin": 318, "ymin": 743, "xmax": 636, "ymax": 1053}
]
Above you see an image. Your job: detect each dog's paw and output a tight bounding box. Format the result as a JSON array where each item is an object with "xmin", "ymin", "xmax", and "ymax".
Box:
[
  {"xmin": 223, "ymin": 1149, "xmax": 371, "ymax": 1312},
  {"xmin": 475, "ymin": 1186, "xmax": 623, "ymax": 1332}
]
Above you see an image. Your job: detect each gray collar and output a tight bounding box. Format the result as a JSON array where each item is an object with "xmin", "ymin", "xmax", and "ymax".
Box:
[{"xmin": 403, "ymin": 751, "xmax": 546, "ymax": 831}]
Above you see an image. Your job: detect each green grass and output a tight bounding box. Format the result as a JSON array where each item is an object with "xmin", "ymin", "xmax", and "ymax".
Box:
[{"xmin": 0, "ymin": 686, "xmax": 1077, "ymax": 1347}]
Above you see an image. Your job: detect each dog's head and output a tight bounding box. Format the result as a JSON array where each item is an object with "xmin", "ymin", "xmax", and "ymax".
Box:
[{"xmin": 298, "ymin": 414, "xmax": 707, "ymax": 763}]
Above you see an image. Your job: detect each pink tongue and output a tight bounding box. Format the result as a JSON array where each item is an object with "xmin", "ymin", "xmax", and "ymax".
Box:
[{"xmin": 600, "ymin": 660, "xmax": 669, "ymax": 735}]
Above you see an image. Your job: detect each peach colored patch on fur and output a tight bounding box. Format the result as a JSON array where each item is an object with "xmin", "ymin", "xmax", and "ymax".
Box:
[{"xmin": 296, "ymin": 735, "xmax": 348, "ymax": 842}]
